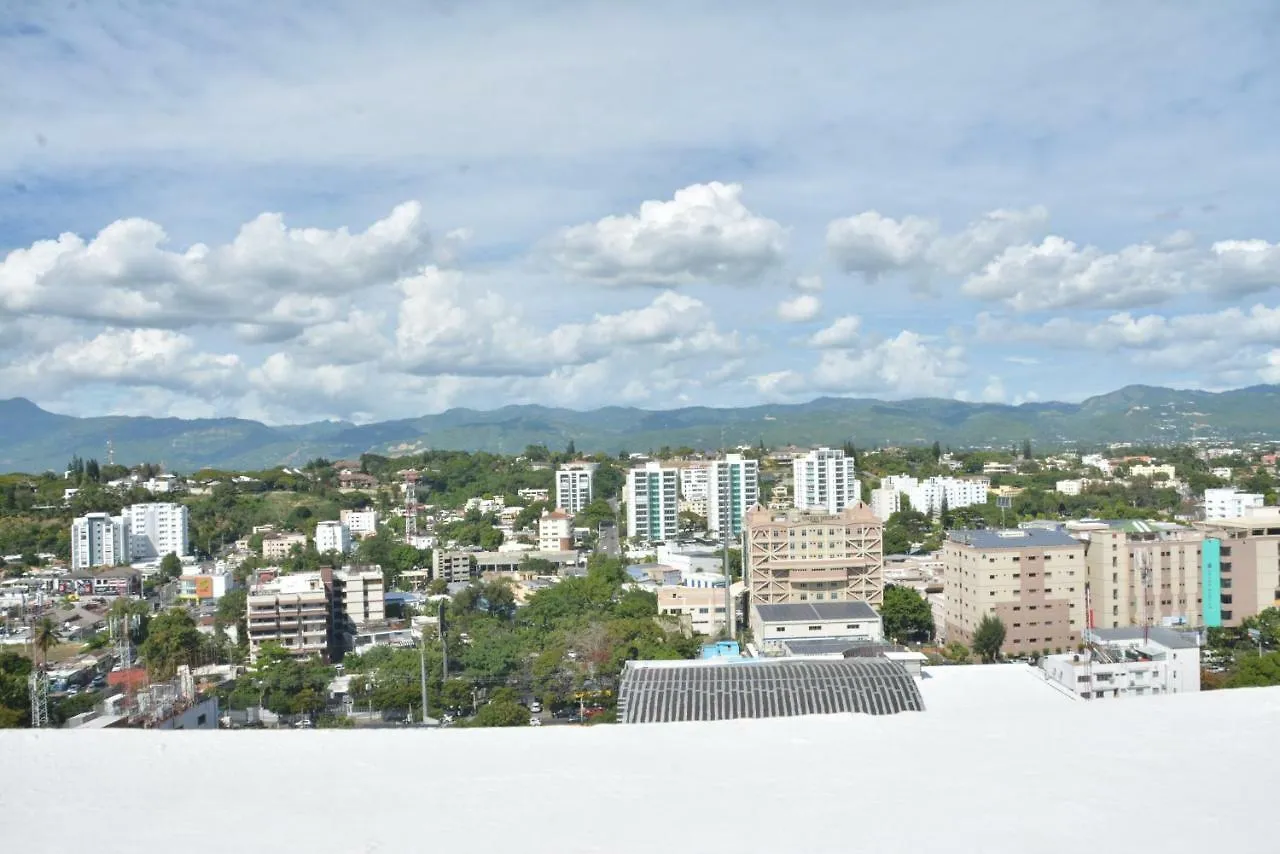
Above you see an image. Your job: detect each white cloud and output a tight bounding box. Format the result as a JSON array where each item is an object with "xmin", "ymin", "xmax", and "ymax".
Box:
[
  {"xmin": 979, "ymin": 375, "xmax": 1006, "ymax": 403},
  {"xmin": 545, "ymin": 182, "xmax": 786, "ymax": 286},
  {"xmin": 826, "ymin": 206, "xmax": 1048, "ymax": 285},
  {"xmin": 755, "ymin": 329, "xmax": 966, "ymax": 400},
  {"xmin": 808, "ymin": 316, "xmax": 863, "ymax": 349},
  {"xmin": 1209, "ymin": 239, "xmax": 1280, "ymax": 296},
  {"xmin": 792, "ymin": 274, "xmax": 824, "ymax": 293},
  {"xmin": 776, "ymin": 294, "xmax": 821, "ymax": 323}
]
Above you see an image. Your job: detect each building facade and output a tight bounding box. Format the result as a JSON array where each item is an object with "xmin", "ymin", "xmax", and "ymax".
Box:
[
  {"xmin": 555, "ymin": 462, "xmax": 597, "ymax": 516},
  {"xmin": 315, "ymin": 521, "xmax": 353, "ymax": 555},
  {"xmin": 1072, "ymin": 521, "xmax": 1204, "ymax": 630},
  {"xmin": 792, "ymin": 448, "xmax": 860, "ymax": 514},
  {"xmin": 125, "ymin": 502, "xmax": 189, "ymax": 561},
  {"xmin": 678, "ymin": 462, "xmax": 711, "ymax": 503},
  {"xmin": 71, "ymin": 512, "xmax": 130, "ymax": 570},
  {"xmin": 538, "ymin": 509, "xmax": 573, "ymax": 551},
  {"xmin": 750, "ymin": 601, "xmax": 883, "ymax": 653},
  {"xmin": 1042, "ymin": 627, "xmax": 1201, "ymax": 699},
  {"xmin": 246, "ymin": 571, "xmax": 331, "ymax": 661},
  {"xmin": 340, "ymin": 509, "xmax": 379, "ymax": 537},
  {"xmin": 626, "ymin": 462, "xmax": 680, "ymax": 543},
  {"xmin": 1203, "ymin": 488, "xmax": 1264, "ymax": 520},
  {"xmin": 332, "ymin": 567, "xmax": 386, "ymax": 653},
  {"xmin": 943, "ymin": 529, "xmax": 1087, "ymax": 656},
  {"xmin": 432, "ymin": 550, "xmax": 477, "ymax": 584},
  {"xmin": 706, "ymin": 454, "xmax": 759, "ymax": 538},
  {"xmin": 873, "ymin": 475, "xmax": 990, "ymax": 520},
  {"xmin": 657, "ymin": 585, "xmax": 730, "ymax": 636},
  {"xmin": 744, "ymin": 505, "xmax": 884, "ymax": 608},
  {"xmin": 261, "ymin": 532, "xmax": 308, "ymax": 561},
  {"xmin": 1195, "ymin": 514, "xmax": 1280, "ymax": 627}
]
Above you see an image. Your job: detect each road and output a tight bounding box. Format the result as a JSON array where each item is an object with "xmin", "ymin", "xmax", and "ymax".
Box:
[{"xmin": 597, "ymin": 520, "xmax": 620, "ymax": 558}]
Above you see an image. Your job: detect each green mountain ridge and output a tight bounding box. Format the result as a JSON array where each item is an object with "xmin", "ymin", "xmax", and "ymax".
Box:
[{"xmin": 1, "ymin": 384, "xmax": 1277, "ymax": 473}]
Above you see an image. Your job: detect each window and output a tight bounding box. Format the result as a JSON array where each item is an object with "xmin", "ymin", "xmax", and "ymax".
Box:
[
  {"xmin": 808, "ymin": 625, "xmax": 822, "ymax": 631},
  {"xmin": 775, "ymin": 627, "xmax": 785, "ymax": 632}
]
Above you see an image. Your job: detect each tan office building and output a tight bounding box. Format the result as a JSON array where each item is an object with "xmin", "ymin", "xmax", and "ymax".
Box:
[
  {"xmin": 1195, "ymin": 514, "xmax": 1280, "ymax": 626},
  {"xmin": 1070, "ymin": 521, "xmax": 1204, "ymax": 629},
  {"xmin": 943, "ymin": 529, "xmax": 1086, "ymax": 656},
  {"xmin": 744, "ymin": 504, "xmax": 883, "ymax": 608}
]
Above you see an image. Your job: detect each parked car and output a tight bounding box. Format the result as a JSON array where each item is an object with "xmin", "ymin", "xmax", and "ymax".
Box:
[
  {"xmin": 529, "ymin": 701, "xmax": 542, "ymax": 714},
  {"xmin": 529, "ymin": 717, "xmax": 542, "ymax": 727}
]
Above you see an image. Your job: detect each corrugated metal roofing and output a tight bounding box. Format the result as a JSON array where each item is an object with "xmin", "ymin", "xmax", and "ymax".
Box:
[{"xmin": 617, "ymin": 658, "xmax": 924, "ymax": 724}]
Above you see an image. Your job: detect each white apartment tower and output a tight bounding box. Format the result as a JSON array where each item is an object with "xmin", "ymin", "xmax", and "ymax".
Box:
[
  {"xmin": 71, "ymin": 512, "xmax": 130, "ymax": 570},
  {"xmin": 126, "ymin": 502, "xmax": 190, "ymax": 561},
  {"xmin": 1203, "ymin": 488, "xmax": 1264, "ymax": 520},
  {"xmin": 556, "ymin": 462, "xmax": 597, "ymax": 516},
  {"xmin": 792, "ymin": 448, "xmax": 861, "ymax": 513},
  {"xmin": 315, "ymin": 520, "xmax": 353, "ymax": 555},
  {"xmin": 626, "ymin": 462, "xmax": 680, "ymax": 543},
  {"xmin": 340, "ymin": 508, "xmax": 379, "ymax": 537},
  {"xmin": 707, "ymin": 454, "xmax": 759, "ymax": 538}
]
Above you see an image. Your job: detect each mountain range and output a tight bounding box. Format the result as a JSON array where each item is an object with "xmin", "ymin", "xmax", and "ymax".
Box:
[{"xmin": 2, "ymin": 384, "xmax": 1279, "ymax": 474}]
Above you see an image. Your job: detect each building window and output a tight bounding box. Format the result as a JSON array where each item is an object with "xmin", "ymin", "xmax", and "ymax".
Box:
[{"xmin": 808, "ymin": 625, "xmax": 822, "ymax": 631}]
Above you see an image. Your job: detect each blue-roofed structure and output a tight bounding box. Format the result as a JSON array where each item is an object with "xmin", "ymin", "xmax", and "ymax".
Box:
[{"xmin": 947, "ymin": 528, "xmax": 1081, "ymax": 549}]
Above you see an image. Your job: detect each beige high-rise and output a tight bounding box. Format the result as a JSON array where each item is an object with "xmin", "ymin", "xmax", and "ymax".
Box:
[
  {"xmin": 1070, "ymin": 522, "xmax": 1204, "ymax": 629},
  {"xmin": 943, "ymin": 529, "xmax": 1086, "ymax": 656},
  {"xmin": 744, "ymin": 504, "xmax": 883, "ymax": 608}
]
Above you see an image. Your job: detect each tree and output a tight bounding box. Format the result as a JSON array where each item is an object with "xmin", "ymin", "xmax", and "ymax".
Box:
[
  {"xmin": 85, "ymin": 458, "xmax": 101, "ymax": 483},
  {"xmin": 158, "ymin": 552, "xmax": 183, "ymax": 581},
  {"xmin": 471, "ymin": 696, "xmax": 529, "ymax": 727},
  {"xmin": 880, "ymin": 585, "xmax": 935, "ymax": 644},
  {"xmin": 972, "ymin": 614, "xmax": 1007, "ymax": 663},
  {"xmin": 34, "ymin": 617, "xmax": 60, "ymax": 667},
  {"xmin": 565, "ymin": 439, "xmax": 576, "ymax": 457},
  {"xmin": 138, "ymin": 609, "xmax": 204, "ymax": 678},
  {"xmin": 931, "ymin": 441, "xmax": 942, "ymax": 463},
  {"xmin": 1021, "ymin": 439, "xmax": 1033, "ymax": 461}
]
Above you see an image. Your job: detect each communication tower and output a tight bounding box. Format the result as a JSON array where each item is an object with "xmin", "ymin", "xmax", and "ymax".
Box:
[
  {"xmin": 28, "ymin": 669, "xmax": 50, "ymax": 728},
  {"xmin": 403, "ymin": 469, "xmax": 420, "ymax": 542}
]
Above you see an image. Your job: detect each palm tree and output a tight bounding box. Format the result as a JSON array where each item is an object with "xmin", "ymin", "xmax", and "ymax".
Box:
[{"xmin": 34, "ymin": 617, "xmax": 60, "ymax": 669}]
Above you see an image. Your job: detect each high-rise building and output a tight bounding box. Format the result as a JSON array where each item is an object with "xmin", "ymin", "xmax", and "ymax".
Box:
[
  {"xmin": 71, "ymin": 512, "xmax": 130, "ymax": 570},
  {"xmin": 743, "ymin": 505, "xmax": 884, "ymax": 608},
  {"xmin": 943, "ymin": 528, "xmax": 1087, "ymax": 657},
  {"xmin": 626, "ymin": 462, "xmax": 680, "ymax": 543},
  {"xmin": 315, "ymin": 520, "xmax": 353, "ymax": 555},
  {"xmin": 556, "ymin": 462, "xmax": 597, "ymax": 516},
  {"xmin": 792, "ymin": 448, "xmax": 860, "ymax": 513},
  {"xmin": 1068, "ymin": 521, "xmax": 1205, "ymax": 630},
  {"xmin": 706, "ymin": 454, "xmax": 758, "ymax": 538},
  {"xmin": 125, "ymin": 502, "xmax": 189, "ymax": 561},
  {"xmin": 332, "ymin": 566, "xmax": 385, "ymax": 652},
  {"xmin": 246, "ymin": 571, "xmax": 332, "ymax": 661},
  {"xmin": 1195, "ymin": 512, "xmax": 1280, "ymax": 627},
  {"xmin": 1203, "ymin": 488, "xmax": 1264, "ymax": 520}
]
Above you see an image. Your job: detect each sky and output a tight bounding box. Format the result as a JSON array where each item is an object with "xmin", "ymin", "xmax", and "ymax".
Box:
[{"xmin": 2, "ymin": 1, "xmax": 1280, "ymax": 425}]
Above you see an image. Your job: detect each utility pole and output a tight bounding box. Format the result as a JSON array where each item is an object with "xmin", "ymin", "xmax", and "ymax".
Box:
[{"xmin": 418, "ymin": 618, "xmax": 428, "ymax": 726}]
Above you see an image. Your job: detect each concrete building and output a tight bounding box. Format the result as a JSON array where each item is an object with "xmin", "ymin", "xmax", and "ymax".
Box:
[
  {"xmin": 555, "ymin": 462, "xmax": 597, "ymax": 516},
  {"xmin": 340, "ymin": 509, "xmax": 379, "ymax": 537},
  {"xmin": 246, "ymin": 571, "xmax": 331, "ymax": 661},
  {"xmin": 537, "ymin": 509, "xmax": 573, "ymax": 551},
  {"xmin": 71, "ymin": 512, "xmax": 130, "ymax": 570},
  {"xmin": 751, "ymin": 601, "xmax": 883, "ymax": 653},
  {"xmin": 943, "ymin": 528, "xmax": 1087, "ymax": 656},
  {"xmin": 678, "ymin": 462, "xmax": 711, "ymax": 503},
  {"xmin": 1043, "ymin": 627, "xmax": 1201, "ymax": 700},
  {"xmin": 872, "ymin": 476, "xmax": 989, "ymax": 520},
  {"xmin": 706, "ymin": 454, "xmax": 759, "ymax": 537},
  {"xmin": 1069, "ymin": 520, "xmax": 1205, "ymax": 629},
  {"xmin": 744, "ymin": 505, "xmax": 884, "ymax": 608},
  {"xmin": 432, "ymin": 550, "xmax": 477, "ymax": 584},
  {"xmin": 1129, "ymin": 463, "xmax": 1177, "ymax": 480},
  {"xmin": 657, "ymin": 585, "xmax": 731, "ymax": 636},
  {"xmin": 178, "ymin": 565, "xmax": 234, "ymax": 602},
  {"xmin": 1203, "ymin": 488, "xmax": 1264, "ymax": 520},
  {"xmin": 125, "ymin": 502, "xmax": 190, "ymax": 561},
  {"xmin": 1056, "ymin": 479, "xmax": 1083, "ymax": 496},
  {"xmin": 332, "ymin": 567, "xmax": 385, "ymax": 652},
  {"xmin": 627, "ymin": 462, "xmax": 680, "ymax": 543},
  {"xmin": 792, "ymin": 448, "xmax": 860, "ymax": 514},
  {"xmin": 315, "ymin": 520, "xmax": 353, "ymax": 555},
  {"xmin": 262, "ymin": 532, "xmax": 308, "ymax": 561},
  {"xmin": 1081, "ymin": 454, "xmax": 1113, "ymax": 475},
  {"xmin": 1195, "ymin": 513, "xmax": 1280, "ymax": 627},
  {"xmin": 657, "ymin": 544, "xmax": 722, "ymax": 576}
]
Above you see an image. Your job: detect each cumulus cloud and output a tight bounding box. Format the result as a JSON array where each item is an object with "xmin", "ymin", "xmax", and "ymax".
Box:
[
  {"xmin": 776, "ymin": 294, "xmax": 820, "ymax": 322},
  {"xmin": 546, "ymin": 182, "xmax": 786, "ymax": 286},
  {"xmin": 792, "ymin": 274, "xmax": 824, "ymax": 293},
  {"xmin": 807, "ymin": 316, "xmax": 863, "ymax": 349},
  {"xmin": 826, "ymin": 206, "xmax": 1048, "ymax": 286},
  {"xmin": 0, "ymin": 202, "xmax": 431, "ymax": 331}
]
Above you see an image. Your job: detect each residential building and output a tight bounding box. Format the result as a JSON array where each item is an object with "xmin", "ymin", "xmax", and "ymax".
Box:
[
  {"xmin": 246, "ymin": 571, "xmax": 332, "ymax": 661},
  {"xmin": 872, "ymin": 476, "xmax": 989, "ymax": 520},
  {"xmin": 340, "ymin": 509, "xmax": 379, "ymax": 537},
  {"xmin": 982, "ymin": 462, "xmax": 1016, "ymax": 475},
  {"xmin": 315, "ymin": 520, "xmax": 353, "ymax": 555},
  {"xmin": 332, "ymin": 566, "xmax": 386, "ymax": 652},
  {"xmin": 338, "ymin": 471, "xmax": 378, "ymax": 490},
  {"xmin": 657, "ymin": 585, "xmax": 731, "ymax": 636},
  {"xmin": 1081, "ymin": 453, "xmax": 1113, "ymax": 475},
  {"xmin": 744, "ymin": 505, "xmax": 884, "ymax": 608},
  {"xmin": 555, "ymin": 462, "xmax": 597, "ymax": 516},
  {"xmin": 626, "ymin": 462, "xmax": 680, "ymax": 543},
  {"xmin": 432, "ymin": 550, "xmax": 476, "ymax": 584},
  {"xmin": 261, "ymin": 532, "xmax": 308, "ymax": 561},
  {"xmin": 538, "ymin": 509, "xmax": 573, "ymax": 551},
  {"xmin": 1203, "ymin": 488, "xmax": 1264, "ymax": 520},
  {"xmin": 1210, "ymin": 467, "xmax": 1233, "ymax": 480},
  {"xmin": 706, "ymin": 454, "xmax": 759, "ymax": 537},
  {"xmin": 678, "ymin": 462, "xmax": 711, "ymax": 503},
  {"xmin": 1129, "ymin": 463, "xmax": 1177, "ymax": 480},
  {"xmin": 943, "ymin": 528, "xmax": 1087, "ymax": 656},
  {"xmin": 1056, "ymin": 479, "xmax": 1083, "ymax": 496},
  {"xmin": 517, "ymin": 487, "xmax": 550, "ymax": 503},
  {"xmin": 1195, "ymin": 513, "xmax": 1280, "ymax": 626},
  {"xmin": 1070, "ymin": 520, "xmax": 1204, "ymax": 629},
  {"xmin": 125, "ymin": 502, "xmax": 189, "ymax": 561},
  {"xmin": 767, "ymin": 483, "xmax": 792, "ymax": 510},
  {"xmin": 792, "ymin": 447, "xmax": 861, "ymax": 514},
  {"xmin": 1042, "ymin": 627, "xmax": 1201, "ymax": 699},
  {"xmin": 178, "ymin": 564, "xmax": 234, "ymax": 602},
  {"xmin": 657, "ymin": 544, "xmax": 723, "ymax": 576},
  {"xmin": 71, "ymin": 512, "xmax": 130, "ymax": 570},
  {"xmin": 751, "ymin": 601, "xmax": 883, "ymax": 653}
]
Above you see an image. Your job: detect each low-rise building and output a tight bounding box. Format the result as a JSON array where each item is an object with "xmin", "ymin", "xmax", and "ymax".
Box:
[
  {"xmin": 751, "ymin": 601, "xmax": 883, "ymax": 654},
  {"xmin": 340, "ymin": 509, "xmax": 379, "ymax": 537},
  {"xmin": 178, "ymin": 564, "xmax": 235, "ymax": 602},
  {"xmin": 261, "ymin": 532, "xmax": 308, "ymax": 561},
  {"xmin": 432, "ymin": 551, "xmax": 477, "ymax": 584},
  {"xmin": 1042, "ymin": 627, "xmax": 1200, "ymax": 700},
  {"xmin": 657, "ymin": 585, "xmax": 733, "ymax": 636},
  {"xmin": 1203, "ymin": 488, "xmax": 1264, "ymax": 520},
  {"xmin": 1129, "ymin": 463, "xmax": 1177, "ymax": 480},
  {"xmin": 246, "ymin": 571, "xmax": 331, "ymax": 661},
  {"xmin": 538, "ymin": 509, "xmax": 573, "ymax": 551},
  {"xmin": 315, "ymin": 520, "xmax": 352, "ymax": 555}
]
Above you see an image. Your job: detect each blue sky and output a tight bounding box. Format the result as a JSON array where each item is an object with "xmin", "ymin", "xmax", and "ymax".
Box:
[{"xmin": 2, "ymin": 0, "xmax": 1280, "ymax": 423}]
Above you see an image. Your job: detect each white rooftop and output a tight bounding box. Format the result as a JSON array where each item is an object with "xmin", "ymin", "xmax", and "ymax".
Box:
[{"xmin": 4, "ymin": 672, "xmax": 1277, "ymax": 853}]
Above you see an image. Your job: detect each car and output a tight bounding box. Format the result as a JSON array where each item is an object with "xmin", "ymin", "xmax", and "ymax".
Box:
[
  {"xmin": 293, "ymin": 718, "xmax": 313, "ymax": 729},
  {"xmin": 529, "ymin": 701, "xmax": 542, "ymax": 714},
  {"xmin": 529, "ymin": 717, "xmax": 542, "ymax": 726}
]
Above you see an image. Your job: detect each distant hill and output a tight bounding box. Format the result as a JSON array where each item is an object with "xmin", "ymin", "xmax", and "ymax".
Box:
[{"xmin": 0, "ymin": 384, "xmax": 1277, "ymax": 473}]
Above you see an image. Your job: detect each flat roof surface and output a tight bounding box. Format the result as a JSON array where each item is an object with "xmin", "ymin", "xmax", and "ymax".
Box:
[
  {"xmin": 754, "ymin": 601, "xmax": 879, "ymax": 622},
  {"xmin": 4, "ymin": 679, "xmax": 1277, "ymax": 853},
  {"xmin": 1091, "ymin": 627, "xmax": 1199, "ymax": 650},
  {"xmin": 948, "ymin": 528, "xmax": 1081, "ymax": 549}
]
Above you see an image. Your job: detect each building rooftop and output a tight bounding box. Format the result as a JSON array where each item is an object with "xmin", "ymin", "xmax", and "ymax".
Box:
[
  {"xmin": 754, "ymin": 601, "xmax": 879, "ymax": 623},
  {"xmin": 947, "ymin": 529, "xmax": 1081, "ymax": 549},
  {"xmin": 1090, "ymin": 627, "xmax": 1200, "ymax": 650}
]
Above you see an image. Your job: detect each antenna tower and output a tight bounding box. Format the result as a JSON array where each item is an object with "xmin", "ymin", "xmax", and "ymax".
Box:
[
  {"xmin": 107, "ymin": 438, "xmax": 115, "ymax": 466},
  {"xmin": 28, "ymin": 669, "xmax": 50, "ymax": 728},
  {"xmin": 1138, "ymin": 549, "xmax": 1153, "ymax": 643},
  {"xmin": 403, "ymin": 470, "xmax": 420, "ymax": 543}
]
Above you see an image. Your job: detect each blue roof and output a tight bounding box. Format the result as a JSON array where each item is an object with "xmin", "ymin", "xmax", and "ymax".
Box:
[{"xmin": 947, "ymin": 529, "xmax": 1081, "ymax": 549}]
